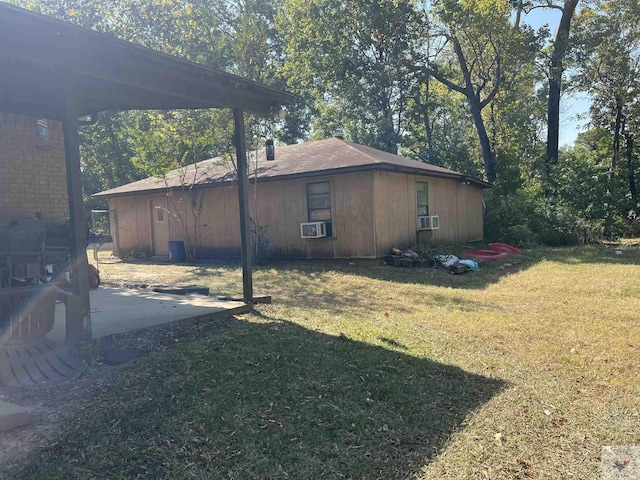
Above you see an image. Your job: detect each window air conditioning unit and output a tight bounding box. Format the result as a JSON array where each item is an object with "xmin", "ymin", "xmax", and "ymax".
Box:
[
  {"xmin": 418, "ymin": 215, "xmax": 440, "ymax": 231},
  {"xmin": 300, "ymin": 221, "xmax": 327, "ymax": 238}
]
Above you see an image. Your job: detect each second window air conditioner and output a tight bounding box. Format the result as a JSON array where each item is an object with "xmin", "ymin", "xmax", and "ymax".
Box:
[
  {"xmin": 300, "ymin": 221, "xmax": 327, "ymax": 238},
  {"xmin": 418, "ymin": 215, "xmax": 440, "ymax": 231}
]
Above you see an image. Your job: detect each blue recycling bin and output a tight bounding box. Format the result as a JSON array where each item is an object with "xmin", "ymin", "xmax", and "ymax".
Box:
[{"xmin": 168, "ymin": 241, "xmax": 186, "ymax": 263}]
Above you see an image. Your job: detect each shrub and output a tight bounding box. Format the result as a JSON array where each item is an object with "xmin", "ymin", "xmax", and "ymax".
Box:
[{"xmin": 504, "ymin": 225, "xmax": 536, "ymax": 247}]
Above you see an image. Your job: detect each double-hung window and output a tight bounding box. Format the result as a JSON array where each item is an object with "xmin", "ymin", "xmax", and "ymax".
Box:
[
  {"xmin": 417, "ymin": 181, "xmax": 429, "ymax": 219},
  {"xmin": 307, "ymin": 181, "xmax": 332, "ymax": 236}
]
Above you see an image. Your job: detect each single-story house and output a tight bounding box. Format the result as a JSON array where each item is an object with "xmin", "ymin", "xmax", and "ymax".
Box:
[{"xmin": 95, "ymin": 138, "xmax": 491, "ymax": 259}]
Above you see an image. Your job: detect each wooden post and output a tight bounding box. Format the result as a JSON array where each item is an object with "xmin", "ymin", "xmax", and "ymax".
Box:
[
  {"xmin": 233, "ymin": 109, "xmax": 253, "ymax": 305},
  {"xmin": 62, "ymin": 77, "xmax": 91, "ymax": 340}
]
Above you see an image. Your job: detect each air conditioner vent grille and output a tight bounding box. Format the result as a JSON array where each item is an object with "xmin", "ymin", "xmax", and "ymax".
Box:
[{"xmin": 301, "ymin": 221, "xmax": 327, "ymax": 238}]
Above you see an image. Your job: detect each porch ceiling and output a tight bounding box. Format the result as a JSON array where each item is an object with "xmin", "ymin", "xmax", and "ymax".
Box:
[{"xmin": 0, "ymin": 2, "xmax": 294, "ymax": 119}]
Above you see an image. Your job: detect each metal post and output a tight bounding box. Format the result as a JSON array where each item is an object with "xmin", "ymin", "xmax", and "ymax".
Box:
[
  {"xmin": 233, "ymin": 109, "xmax": 253, "ymax": 305},
  {"xmin": 62, "ymin": 77, "xmax": 91, "ymax": 339}
]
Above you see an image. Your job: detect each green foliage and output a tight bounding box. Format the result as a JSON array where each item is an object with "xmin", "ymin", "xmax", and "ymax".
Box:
[
  {"xmin": 129, "ymin": 110, "xmax": 233, "ymax": 177},
  {"xmin": 402, "ymin": 81, "xmax": 480, "ymax": 174},
  {"xmin": 486, "ymin": 142, "xmax": 637, "ymax": 246},
  {"xmin": 79, "ymin": 112, "xmax": 146, "ymax": 213},
  {"xmin": 484, "ymin": 187, "xmax": 539, "ymax": 245},
  {"xmin": 505, "ymin": 224, "xmax": 536, "ymax": 247},
  {"xmin": 279, "ymin": 0, "xmax": 424, "ymax": 153}
]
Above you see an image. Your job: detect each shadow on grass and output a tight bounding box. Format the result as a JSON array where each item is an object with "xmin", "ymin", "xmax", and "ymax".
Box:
[
  {"xmin": 254, "ymin": 256, "xmax": 539, "ymax": 292},
  {"xmin": 256, "ymin": 244, "xmax": 639, "ymax": 293},
  {"xmin": 108, "ymin": 245, "xmax": 638, "ymax": 298},
  {"xmin": 2, "ymin": 318, "xmax": 505, "ymax": 479}
]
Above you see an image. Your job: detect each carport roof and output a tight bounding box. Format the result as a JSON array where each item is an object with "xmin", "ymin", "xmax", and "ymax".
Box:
[
  {"xmin": 94, "ymin": 137, "xmax": 492, "ymax": 198},
  {"xmin": 0, "ymin": 2, "xmax": 294, "ymax": 119}
]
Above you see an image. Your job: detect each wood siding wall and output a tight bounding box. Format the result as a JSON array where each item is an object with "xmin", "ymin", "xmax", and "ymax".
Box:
[
  {"xmin": 373, "ymin": 172, "xmax": 483, "ymax": 255},
  {"xmin": 109, "ymin": 170, "xmax": 483, "ymax": 259},
  {"xmin": 109, "ymin": 171, "xmax": 376, "ymax": 259}
]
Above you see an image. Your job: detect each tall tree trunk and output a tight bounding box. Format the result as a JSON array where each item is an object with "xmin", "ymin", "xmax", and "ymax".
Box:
[
  {"xmin": 611, "ymin": 99, "xmax": 622, "ymax": 178},
  {"xmin": 452, "ymin": 38, "xmax": 499, "ymax": 183},
  {"xmin": 546, "ymin": 0, "xmax": 579, "ymax": 174},
  {"xmin": 513, "ymin": 0, "xmax": 524, "ymax": 29},
  {"xmin": 423, "ymin": 108, "xmax": 435, "ymax": 161},
  {"xmin": 425, "ymin": 35, "xmax": 501, "ymax": 182},
  {"xmin": 418, "ymin": 81, "xmax": 435, "ymax": 162},
  {"xmin": 625, "ymin": 130, "xmax": 638, "ymax": 200},
  {"xmin": 469, "ymin": 97, "xmax": 497, "ymax": 183}
]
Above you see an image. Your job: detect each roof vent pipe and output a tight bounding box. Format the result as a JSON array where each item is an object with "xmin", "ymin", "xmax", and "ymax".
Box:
[{"xmin": 266, "ymin": 139, "xmax": 275, "ymax": 161}]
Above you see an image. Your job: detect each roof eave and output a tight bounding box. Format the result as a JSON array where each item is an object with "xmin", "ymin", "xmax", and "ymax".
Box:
[
  {"xmin": 93, "ymin": 163, "xmax": 491, "ymax": 198},
  {"xmin": 0, "ymin": 2, "xmax": 295, "ymax": 117}
]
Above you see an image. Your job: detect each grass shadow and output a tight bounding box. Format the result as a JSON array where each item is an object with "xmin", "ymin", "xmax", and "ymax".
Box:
[
  {"xmin": 2, "ymin": 319, "xmax": 506, "ymax": 479},
  {"xmin": 102, "ymin": 245, "xmax": 638, "ymax": 299},
  {"xmin": 255, "ymin": 255, "xmax": 539, "ymax": 292},
  {"xmin": 257, "ymin": 243, "xmax": 639, "ymax": 292}
]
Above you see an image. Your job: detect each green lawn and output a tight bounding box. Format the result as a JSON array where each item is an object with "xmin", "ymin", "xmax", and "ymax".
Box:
[{"xmin": 2, "ymin": 244, "xmax": 639, "ymax": 479}]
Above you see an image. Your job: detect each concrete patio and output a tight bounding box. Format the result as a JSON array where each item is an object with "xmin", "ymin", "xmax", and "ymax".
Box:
[
  {"xmin": 48, "ymin": 287, "xmax": 250, "ymax": 345},
  {"xmin": 0, "ymin": 287, "xmax": 248, "ymax": 429}
]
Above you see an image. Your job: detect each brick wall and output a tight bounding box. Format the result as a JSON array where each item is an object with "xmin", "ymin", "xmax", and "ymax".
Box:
[{"xmin": 0, "ymin": 113, "xmax": 69, "ymax": 228}]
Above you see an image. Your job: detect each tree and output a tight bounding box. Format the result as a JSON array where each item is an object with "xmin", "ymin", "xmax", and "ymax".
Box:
[
  {"xmin": 545, "ymin": 0, "xmax": 580, "ymax": 172},
  {"xmin": 570, "ymin": 0, "xmax": 640, "ymax": 233},
  {"xmin": 510, "ymin": 1, "xmax": 581, "ymax": 180},
  {"xmin": 574, "ymin": 1, "xmax": 640, "ymax": 184},
  {"xmin": 403, "ymin": 78, "xmax": 480, "ymax": 174},
  {"xmin": 424, "ymin": 0, "xmax": 531, "ymax": 182},
  {"xmin": 79, "ymin": 112, "xmax": 146, "ymax": 215},
  {"xmin": 279, "ymin": 0, "xmax": 424, "ymax": 153}
]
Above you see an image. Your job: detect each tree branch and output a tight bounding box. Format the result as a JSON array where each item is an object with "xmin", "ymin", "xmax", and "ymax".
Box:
[
  {"xmin": 525, "ymin": 3, "xmax": 564, "ymax": 13},
  {"xmin": 422, "ymin": 65, "xmax": 467, "ymax": 95},
  {"xmin": 480, "ymin": 59, "xmax": 502, "ymax": 109}
]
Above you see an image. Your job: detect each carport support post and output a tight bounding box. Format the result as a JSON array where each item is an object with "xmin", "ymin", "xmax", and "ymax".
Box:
[
  {"xmin": 233, "ymin": 109, "xmax": 253, "ymax": 305},
  {"xmin": 62, "ymin": 78, "xmax": 91, "ymax": 339}
]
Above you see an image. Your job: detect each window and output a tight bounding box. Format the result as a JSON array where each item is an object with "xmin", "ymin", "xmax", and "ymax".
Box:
[
  {"xmin": 156, "ymin": 207, "xmax": 165, "ymax": 222},
  {"xmin": 417, "ymin": 181, "xmax": 429, "ymax": 218},
  {"xmin": 307, "ymin": 181, "xmax": 332, "ymax": 236}
]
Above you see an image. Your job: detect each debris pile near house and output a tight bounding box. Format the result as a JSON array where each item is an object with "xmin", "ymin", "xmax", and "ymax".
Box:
[
  {"xmin": 433, "ymin": 255, "xmax": 480, "ymax": 275},
  {"xmin": 385, "ymin": 248, "xmax": 473, "ymax": 273},
  {"xmin": 385, "ymin": 242, "xmax": 522, "ymax": 275},
  {"xmin": 384, "ymin": 248, "xmax": 434, "ymax": 268}
]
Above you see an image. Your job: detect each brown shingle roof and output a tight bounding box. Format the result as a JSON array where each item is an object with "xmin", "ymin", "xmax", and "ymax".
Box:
[{"xmin": 94, "ymin": 138, "xmax": 490, "ymax": 198}]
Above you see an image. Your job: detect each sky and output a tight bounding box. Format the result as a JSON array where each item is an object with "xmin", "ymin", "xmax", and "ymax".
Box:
[{"xmin": 520, "ymin": 7, "xmax": 590, "ymax": 147}]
